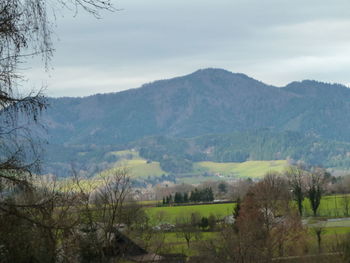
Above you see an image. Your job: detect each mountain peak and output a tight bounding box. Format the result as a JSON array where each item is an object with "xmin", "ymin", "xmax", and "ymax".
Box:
[
  {"xmin": 191, "ymin": 68, "xmax": 232, "ymax": 75},
  {"xmin": 190, "ymin": 68, "xmax": 250, "ymax": 79},
  {"xmin": 285, "ymin": 79, "xmax": 347, "ymax": 89}
]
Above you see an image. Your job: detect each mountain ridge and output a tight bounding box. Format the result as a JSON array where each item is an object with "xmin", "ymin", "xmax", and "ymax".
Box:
[
  {"xmin": 43, "ymin": 68, "xmax": 350, "ymax": 144},
  {"xmin": 40, "ymin": 68, "xmax": 350, "ymax": 176}
]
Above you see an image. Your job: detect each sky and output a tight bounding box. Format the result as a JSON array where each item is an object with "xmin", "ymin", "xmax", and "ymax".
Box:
[{"xmin": 25, "ymin": 0, "xmax": 350, "ymax": 97}]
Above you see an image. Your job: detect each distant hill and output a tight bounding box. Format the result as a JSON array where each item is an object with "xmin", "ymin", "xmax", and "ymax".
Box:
[{"xmin": 40, "ymin": 68, "xmax": 350, "ymax": 177}]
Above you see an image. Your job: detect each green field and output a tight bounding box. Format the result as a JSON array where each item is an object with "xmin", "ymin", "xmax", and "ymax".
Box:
[
  {"xmin": 196, "ymin": 160, "xmax": 288, "ymax": 178},
  {"xmin": 155, "ymin": 232, "xmax": 217, "ymax": 256},
  {"xmin": 145, "ymin": 194, "xmax": 350, "ymax": 225},
  {"xmin": 145, "ymin": 203, "xmax": 235, "ymax": 224},
  {"xmin": 141, "ymin": 198, "xmax": 350, "ymax": 257},
  {"xmin": 323, "ymin": 227, "xmax": 350, "ymax": 235},
  {"xmin": 104, "ymin": 150, "xmax": 289, "ymax": 183},
  {"xmin": 110, "ymin": 150, "xmax": 167, "ymax": 178},
  {"xmin": 302, "ymin": 195, "xmax": 350, "ymax": 217}
]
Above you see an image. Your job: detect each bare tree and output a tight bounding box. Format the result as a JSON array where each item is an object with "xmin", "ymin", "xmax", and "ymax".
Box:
[
  {"xmin": 0, "ymin": 1, "xmax": 115, "ymax": 262},
  {"xmin": 286, "ymin": 166, "xmax": 306, "ymax": 216},
  {"xmin": 72, "ymin": 167, "xmax": 134, "ymax": 262},
  {"xmin": 312, "ymin": 222, "xmax": 327, "ymax": 254},
  {"xmin": 176, "ymin": 212, "xmax": 202, "ymax": 248},
  {"xmin": 205, "ymin": 173, "xmax": 307, "ymax": 262},
  {"xmin": 342, "ymin": 195, "xmax": 350, "ymax": 217},
  {"xmin": 0, "ymin": 174, "xmax": 84, "ymax": 262},
  {"xmin": 306, "ymin": 168, "xmax": 326, "ymax": 217}
]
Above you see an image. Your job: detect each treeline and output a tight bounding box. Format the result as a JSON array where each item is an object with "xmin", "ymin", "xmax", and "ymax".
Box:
[
  {"xmin": 0, "ymin": 169, "xmax": 148, "ymax": 263},
  {"xmin": 163, "ymin": 187, "xmax": 214, "ymax": 205},
  {"xmin": 42, "ymin": 130, "xmax": 350, "ymax": 177},
  {"xmin": 136, "ymin": 130, "xmax": 350, "ymax": 173}
]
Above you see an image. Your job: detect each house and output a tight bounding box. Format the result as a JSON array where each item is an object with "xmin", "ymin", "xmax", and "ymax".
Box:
[{"xmin": 79, "ymin": 224, "xmax": 185, "ymax": 262}]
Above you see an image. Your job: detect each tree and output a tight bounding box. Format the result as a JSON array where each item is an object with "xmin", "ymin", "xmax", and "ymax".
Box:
[
  {"xmin": 286, "ymin": 166, "xmax": 306, "ymax": 216},
  {"xmin": 183, "ymin": 192, "xmax": 189, "ymax": 203},
  {"xmin": 200, "ymin": 217, "xmax": 209, "ymax": 230},
  {"xmin": 73, "ymin": 167, "xmax": 136, "ymax": 263},
  {"xmin": 176, "ymin": 213, "xmax": 202, "ymax": 248},
  {"xmin": 218, "ymin": 182, "xmax": 227, "ymax": 194},
  {"xmin": 198, "ymin": 173, "xmax": 307, "ymax": 262},
  {"xmin": 233, "ymin": 173, "xmax": 305, "ymax": 261},
  {"xmin": 306, "ymin": 168, "xmax": 325, "ymax": 216},
  {"xmin": 0, "ymin": 1, "xmax": 115, "ymax": 262},
  {"xmin": 208, "ymin": 214, "xmax": 216, "ymax": 231},
  {"xmin": 312, "ymin": 223, "xmax": 326, "ymax": 253},
  {"xmin": 174, "ymin": 192, "xmax": 183, "ymax": 203},
  {"xmin": 0, "ymin": 0, "xmax": 114, "ymax": 185},
  {"xmin": 342, "ymin": 195, "xmax": 350, "ymax": 217},
  {"xmin": 233, "ymin": 198, "xmax": 241, "ymax": 220}
]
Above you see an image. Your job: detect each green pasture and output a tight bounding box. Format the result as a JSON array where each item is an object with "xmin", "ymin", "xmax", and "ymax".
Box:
[
  {"xmin": 302, "ymin": 195, "xmax": 350, "ymax": 217},
  {"xmin": 106, "ymin": 150, "xmax": 289, "ymax": 182},
  {"xmin": 110, "ymin": 150, "xmax": 167, "ymax": 178},
  {"xmin": 323, "ymin": 227, "xmax": 350, "ymax": 235},
  {"xmin": 196, "ymin": 160, "xmax": 288, "ymax": 178},
  {"xmin": 146, "ymin": 194, "xmax": 350, "ymax": 225},
  {"xmin": 146, "ymin": 231, "xmax": 218, "ymax": 257},
  {"xmin": 145, "ymin": 203, "xmax": 235, "ymax": 224}
]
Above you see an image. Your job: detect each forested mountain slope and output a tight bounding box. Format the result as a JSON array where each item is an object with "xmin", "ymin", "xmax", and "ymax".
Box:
[{"xmin": 40, "ymin": 69, "xmax": 350, "ymax": 176}]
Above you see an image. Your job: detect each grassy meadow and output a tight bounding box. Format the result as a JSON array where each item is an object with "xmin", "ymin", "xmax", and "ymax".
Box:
[
  {"xmin": 142, "ymin": 198, "xmax": 350, "ymax": 257},
  {"xmin": 100, "ymin": 150, "xmax": 289, "ymax": 184},
  {"xmin": 145, "ymin": 203, "xmax": 235, "ymax": 224},
  {"xmin": 111, "ymin": 150, "xmax": 166, "ymax": 178},
  {"xmin": 196, "ymin": 160, "xmax": 288, "ymax": 178},
  {"xmin": 302, "ymin": 194, "xmax": 350, "ymax": 217},
  {"xmin": 144, "ymin": 194, "xmax": 350, "ymax": 225}
]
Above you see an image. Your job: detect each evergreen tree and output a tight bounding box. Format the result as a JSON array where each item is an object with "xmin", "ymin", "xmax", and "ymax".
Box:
[
  {"xmin": 233, "ymin": 198, "xmax": 241, "ymax": 219},
  {"xmin": 200, "ymin": 217, "xmax": 209, "ymax": 230},
  {"xmin": 174, "ymin": 192, "xmax": 183, "ymax": 203},
  {"xmin": 208, "ymin": 187, "xmax": 214, "ymax": 201},
  {"xmin": 183, "ymin": 192, "xmax": 189, "ymax": 203}
]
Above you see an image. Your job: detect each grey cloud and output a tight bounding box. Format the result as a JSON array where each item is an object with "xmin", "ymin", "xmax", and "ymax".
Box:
[{"xmin": 25, "ymin": 0, "xmax": 350, "ymax": 96}]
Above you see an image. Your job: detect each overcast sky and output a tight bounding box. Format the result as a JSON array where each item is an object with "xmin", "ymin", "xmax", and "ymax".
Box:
[{"xmin": 25, "ymin": 0, "xmax": 350, "ymax": 97}]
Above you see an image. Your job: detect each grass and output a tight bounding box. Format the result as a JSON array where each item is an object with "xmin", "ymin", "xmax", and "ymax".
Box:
[
  {"xmin": 120, "ymin": 159, "xmax": 166, "ymax": 178},
  {"xmin": 95, "ymin": 150, "xmax": 290, "ymax": 184},
  {"xmin": 145, "ymin": 194, "xmax": 350, "ymax": 226},
  {"xmin": 147, "ymin": 231, "xmax": 218, "ymax": 257},
  {"xmin": 302, "ymin": 194, "xmax": 350, "ymax": 217},
  {"xmin": 323, "ymin": 227, "xmax": 350, "ymax": 235},
  {"xmin": 195, "ymin": 160, "xmax": 288, "ymax": 178},
  {"xmin": 110, "ymin": 150, "xmax": 167, "ymax": 178},
  {"xmin": 145, "ymin": 203, "xmax": 235, "ymax": 224}
]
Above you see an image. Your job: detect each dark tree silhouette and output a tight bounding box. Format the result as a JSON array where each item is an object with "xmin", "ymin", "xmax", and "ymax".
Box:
[{"xmin": 0, "ymin": 1, "xmax": 115, "ymax": 262}]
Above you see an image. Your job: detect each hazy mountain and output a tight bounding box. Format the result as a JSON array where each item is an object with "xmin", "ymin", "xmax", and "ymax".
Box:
[
  {"xmin": 43, "ymin": 68, "xmax": 350, "ymax": 145},
  {"xmin": 40, "ymin": 68, "xmax": 350, "ymax": 176}
]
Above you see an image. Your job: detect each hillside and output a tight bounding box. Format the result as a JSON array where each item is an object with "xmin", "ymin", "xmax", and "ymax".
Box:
[
  {"xmin": 39, "ymin": 68, "xmax": 350, "ymax": 177},
  {"xmin": 43, "ymin": 69, "xmax": 350, "ymax": 145},
  {"xmin": 90, "ymin": 150, "xmax": 288, "ymax": 185}
]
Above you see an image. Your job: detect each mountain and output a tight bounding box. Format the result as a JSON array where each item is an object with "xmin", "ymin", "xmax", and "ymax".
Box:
[
  {"xmin": 43, "ymin": 68, "xmax": 350, "ymax": 144},
  {"xmin": 39, "ymin": 68, "xmax": 350, "ymax": 176}
]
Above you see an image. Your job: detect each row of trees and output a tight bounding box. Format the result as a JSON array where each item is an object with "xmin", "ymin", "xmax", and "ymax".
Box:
[
  {"xmin": 153, "ymin": 170, "xmax": 350, "ymax": 262},
  {"xmin": 162, "ymin": 187, "xmax": 214, "ymax": 205},
  {"xmin": 199, "ymin": 173, "xmax": 326, "ymax": 262},
  {"xmin": 286, "ymin": 166, "xmax": 328, "ymax": 216},
  {"xmin": 136, "ymin": 131, "xmax": 350, "ymax": 174}
]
